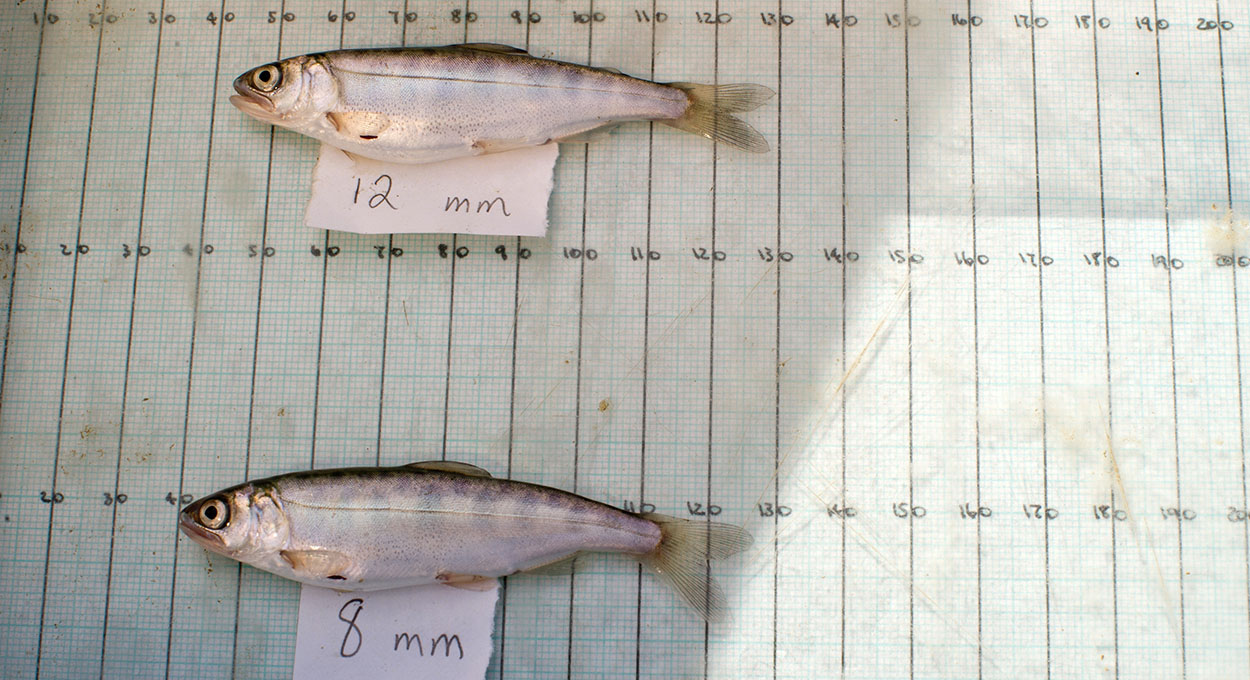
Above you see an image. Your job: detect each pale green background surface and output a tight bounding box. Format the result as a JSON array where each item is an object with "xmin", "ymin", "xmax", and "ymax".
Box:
[{"xmin": 1, "ymin": 1, "xmax": 1249, "ymax": 678}]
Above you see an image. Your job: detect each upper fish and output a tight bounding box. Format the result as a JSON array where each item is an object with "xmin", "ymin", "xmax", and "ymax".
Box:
[
  {"xmin": 229, "ymin": 43, "xmax": 774, "ymax": 164},
  {"xmin": 179, "ymin": 460, "xmax": 752, "ymax": 621}
]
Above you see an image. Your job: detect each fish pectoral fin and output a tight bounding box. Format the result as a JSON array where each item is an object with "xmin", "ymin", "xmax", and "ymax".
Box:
[
  {"xmin": 325, "ymin": 111, "xmax": 392, "ymax": 140},
  {"xmin": 280, "ymin": 549, "xmax": 354, "ymax": 580},
  {"xmin": 436, "ymin": 572, "xmax": 498, "ymax": 591},
  {"xmin": 520, "ymin": 553, "xmax": 581, "ymax": 576},
  {"xmin": 405, "ymin": 461, "xmax": 493, "ymax": 477},
  {"xmin": 458, "ymin": 43, "xmax": 530, "ymax": 56}
]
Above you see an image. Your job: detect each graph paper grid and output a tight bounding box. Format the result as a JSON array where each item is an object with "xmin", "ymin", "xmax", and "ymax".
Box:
[{"xmin": 2, "ymin": 1, "xmax": 1249, "ymax": 678}]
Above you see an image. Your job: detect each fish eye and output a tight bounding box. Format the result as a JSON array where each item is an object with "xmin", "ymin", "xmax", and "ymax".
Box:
[
  {"xmin": 198, "ymin": 497, "xmax": 229, "ymax": 530},
  {"xmin": 251, "ymin": 65, "xmax": 282, "ymax": 92}
]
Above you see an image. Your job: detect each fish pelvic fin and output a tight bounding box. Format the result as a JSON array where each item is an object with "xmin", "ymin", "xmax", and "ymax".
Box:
[
  {"xmin": 663, "ymin": 82, "xmax": 775, "ymax": 153},
  {"xmin": 635, "ymin": 513, "xmax": 753, "ymax": 622}
]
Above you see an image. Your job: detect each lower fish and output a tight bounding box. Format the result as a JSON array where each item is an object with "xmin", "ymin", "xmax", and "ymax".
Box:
[
  {"xmin": 230, "ymin": 43, "xmax": 774, "ymax": 164},
  {"xmin": 179, "ymin": 461, "xmax": 752, "ymax": 621}
]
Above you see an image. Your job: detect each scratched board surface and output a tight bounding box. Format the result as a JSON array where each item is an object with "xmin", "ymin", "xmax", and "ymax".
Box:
[{"xmin": 1, "ymin": 1, "xmax": 1249, "ymax": 678}]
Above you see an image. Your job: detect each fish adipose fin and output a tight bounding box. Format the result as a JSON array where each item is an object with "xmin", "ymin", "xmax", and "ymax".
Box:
[
  {"xmin": 635, "ymin": 513, "xmax": 753, "ymax": 622},
  {"xmin": 405, "ymin": 460, "xmax": 493, "ymax": 477},
  {"xmin": 664, "ymin": 82, "xmax": 775, "ymax": 153},
  {"xmin": 281, "ymin": 549, "xmax": 353, "ymax": 580}
]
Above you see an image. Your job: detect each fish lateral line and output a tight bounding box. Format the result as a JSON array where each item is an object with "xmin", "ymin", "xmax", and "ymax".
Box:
[
  {"xmin": 330, "ymin": 66, "xmax": 675, "ymax": 102},
  {"xmin": 279, "ymin": 497, "xmax": 658, "ymax": 538}
]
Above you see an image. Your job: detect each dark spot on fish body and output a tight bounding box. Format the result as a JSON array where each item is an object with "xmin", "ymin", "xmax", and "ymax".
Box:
[{"xmin": 469, "ymin": 481, "xmax": 497, "ymax": 504}]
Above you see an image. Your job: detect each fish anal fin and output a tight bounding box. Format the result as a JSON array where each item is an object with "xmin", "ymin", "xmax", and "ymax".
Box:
[
  {"xmin": 521, "ymin": 553, "xmax": 581, "ymax": 576},
  {"xmin": 436, "ymin": 572, "xmax": 498, "ymax": 591},
  {"xmin": 554, "ymin": 124, "xmax": 620, "ymax": 145},
  {"xmin": 280, "ymin": 549, "xmax": 354, "ymax": 580},
  {"xmin": 326, "ymin": 111, "xmax": 392, "ymax": 140},
  {"xmin": 459, "ymin": 43, "xmax": 530, "ymax": 56},
  {"xmin": 405, "ymin": 460, "xmax": 493, "ymax": 477}
]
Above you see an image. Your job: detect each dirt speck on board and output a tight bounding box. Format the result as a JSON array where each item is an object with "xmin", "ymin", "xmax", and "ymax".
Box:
[
  {"xmin": 1205, "ymin": 206, "xmax": 1249, "ymax": 254},
  {"xmin": 598, "ymin": 399, "xmax": 610, "ymax": 412}
]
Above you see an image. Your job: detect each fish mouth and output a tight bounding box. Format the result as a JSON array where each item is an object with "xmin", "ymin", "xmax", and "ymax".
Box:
[
  {"xmin": 178, "ymin": 511, "xmax": 225, "ymax": 550},
  {"xmin": 230, "ymin": 78, "xmax": 277, "ymax": 119}
]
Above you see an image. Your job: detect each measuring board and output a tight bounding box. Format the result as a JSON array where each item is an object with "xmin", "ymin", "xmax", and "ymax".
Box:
[{"xmin": 2, "ymin": 1, "xmax": 1248, "ymax": 678}]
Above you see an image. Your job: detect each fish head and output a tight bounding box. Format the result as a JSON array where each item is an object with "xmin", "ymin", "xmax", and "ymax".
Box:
[
  {"xmin": 179, "ymin": 483, "xmax": 289, "ymax": 564},
  {"xmin": 230, "ymin": 55, "xmax": 337, "ymax": 128}
]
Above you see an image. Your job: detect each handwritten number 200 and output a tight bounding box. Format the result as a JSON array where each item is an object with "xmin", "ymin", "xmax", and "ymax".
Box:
[{"xmin": 1196, "ymin": 18, "xmax": 1234, "ymax": 31}]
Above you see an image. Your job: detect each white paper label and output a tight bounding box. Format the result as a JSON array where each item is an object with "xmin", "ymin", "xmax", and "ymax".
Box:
[
  {"xmin": 293, "ymin": 583, "xmax": 499, "ymax": 680},
  {"xmin": 304, "ymin": 143, "xmax": 558, "ymax": 236}
]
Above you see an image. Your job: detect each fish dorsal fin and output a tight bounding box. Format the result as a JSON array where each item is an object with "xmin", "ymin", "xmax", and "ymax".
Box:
[
  {"xmin": 459, "ymin": 43, "xmax": 530, "ymax": 56},
  {"xmin": 405, "ymin": 460, "xmax": 493, "ymax": 477},
  {"xmin": 599, "ymin": 66, "xmax": 623, "ymax": 74}
]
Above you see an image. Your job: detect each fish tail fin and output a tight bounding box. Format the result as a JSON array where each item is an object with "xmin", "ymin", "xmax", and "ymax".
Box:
[
  {"xmin": 635, "ymin": 512, "xmax": 753, "ymax": 621},
  {"xmin": 663, "ymin": 82, "xmax": 774, "ymax": 153}
]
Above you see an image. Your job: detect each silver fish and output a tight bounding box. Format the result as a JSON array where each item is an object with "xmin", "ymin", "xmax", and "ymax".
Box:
[
  {"xmin": 179, "ymin": 461, "xmax": 752, "ymax": 620},
  {"xmin": 229, "ymin": 43, "xmax": 774, "ymax": 164}
]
